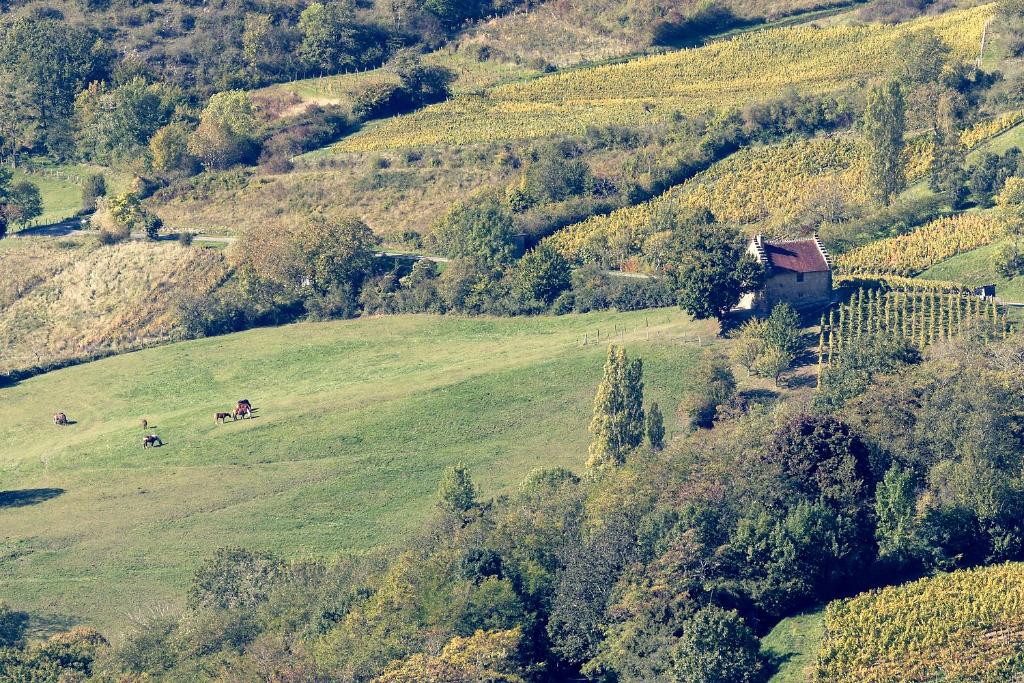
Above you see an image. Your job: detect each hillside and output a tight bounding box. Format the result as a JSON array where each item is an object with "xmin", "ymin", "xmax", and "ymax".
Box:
[
  {"xmin": 0, "ymin": 310, "xmax": 716, "ymax": 633},
  {"xmin": 335, "ymin": 5, "xmax": 991, "ymax": 151},
  {"xmin": 0, "ymin": 238, "xmax": 227, "ymax": 375}
]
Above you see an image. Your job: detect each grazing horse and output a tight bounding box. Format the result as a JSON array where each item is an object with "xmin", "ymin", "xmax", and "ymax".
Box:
[
  {"xmin": 233, "ymin": 404, "xmax": 251, "ymax": 420},
  {"xmin": 143, "ymin": 434, "xmax": 163, "ymax": 448},
  {"xmin": 141, "ymin": 418, "xmax": 148, "ymax": 429},
  {"xmin": 215, "ymin": 412, "xmax": 232, "ymax": 424},
  {"xmin": 53, "ymin": 412, "xmax": 68, "ymax": 426}
]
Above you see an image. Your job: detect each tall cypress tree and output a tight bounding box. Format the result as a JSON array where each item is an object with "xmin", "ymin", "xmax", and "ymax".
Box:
[
  {"xmin": 587, "ymin": 345, "xmax": 645, "ymax": 470},
  {"xmin": 864, "ymin": 80, "xmax": 907, "ymax": 206}
]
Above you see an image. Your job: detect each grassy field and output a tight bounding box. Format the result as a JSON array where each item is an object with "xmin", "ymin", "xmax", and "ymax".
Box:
[
  {"xmin": 918, "ymin": 237, "xmax": 1024, "ymax": 300},
  {"xmin": 763, "ymin": 610, "xmax": 825, "ymax": 683},
  {"xmin": 0, "ymin": 310, "xmax": 718, "ymax": 636},
  {"xmin": 12, "ymin": 163, "xmax": 133, "ymax": 228}
]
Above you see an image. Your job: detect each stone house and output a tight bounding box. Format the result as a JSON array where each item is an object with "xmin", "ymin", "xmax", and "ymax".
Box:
[{"xmin": 741, "ymin": 234, "xmax": 833, "ymax": 314}]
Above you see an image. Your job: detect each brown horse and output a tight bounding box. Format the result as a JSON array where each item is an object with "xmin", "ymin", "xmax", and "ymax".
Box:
[
  {"xmin": 233, "ymin": 405, "xmax": 251, "ymax": 420},
  {"xmin": 143, "ymin": 434, "xmax": 163, "ymax": 448},
  {"xmin": 53, "ymin": 412, "xmax": 68, "ymax": 426},
  {"xmin": 215, "ymin": 412, "xmax": 232, "ymax": 424},
  {"xmin": 141, "ymin": 418, "xmax": 148, "ymax": 429}
]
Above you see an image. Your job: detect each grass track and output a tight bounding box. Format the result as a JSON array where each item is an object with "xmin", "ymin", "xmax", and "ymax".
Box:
[{"xmin": 0, "ymin": 310, "xmax": 716, "ymax": 635}]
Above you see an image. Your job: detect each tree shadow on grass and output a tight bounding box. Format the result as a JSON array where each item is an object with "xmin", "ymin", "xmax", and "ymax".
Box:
[
  {"xmin": 0, "ymin": 488, "xmax": 65, "ymax": 509},
  {"xmin": 25, "ymin": 611, "xmax": 81, "ymax": 640}
]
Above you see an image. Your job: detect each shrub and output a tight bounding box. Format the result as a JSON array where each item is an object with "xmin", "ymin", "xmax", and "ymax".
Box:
[{"xmin": 81, "ymin": 173, "xmax": 106, "ymax": 211}]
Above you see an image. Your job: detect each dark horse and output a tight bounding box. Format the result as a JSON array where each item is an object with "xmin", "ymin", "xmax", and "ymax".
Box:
[
  {"xmin": 143, "ymin": 434, "xmax": 163, "ymax": 448},
  {"xmin": 234, "ymin": 399, "xmax": 253, "ymax": 420}
]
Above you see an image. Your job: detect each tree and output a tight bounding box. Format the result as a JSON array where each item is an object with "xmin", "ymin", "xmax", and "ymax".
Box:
[
  {"xmin": 430, "ymin": 194, "xmax": 518, "ymax": 268},
  {"xmin": 895, "ymin": 29, "xmax": 950, "ymax": 85},
  {"xmin": 515, "ymin": 244, "xmax": 571, "ymax": 304},
  {"xmin": 437, "ymin": 462, "xmax": 477, "ymax": 517},
  {"xmin": 928, "ymin": 94, "xmax": 967, "ymax": 207},
  {"xmin": 511, "ymin": 141, "xmax": 593, "ymax": 210},
  {"xmin": 74, "ymin": 78, "xmax": 180, "ymax": 164},
  {"xmin": 395, "ymin": 55, "xmax": 455, "ymax": 108},
  {"xmin": 671, "ymin": 211, "xmax": 765, "ymax": 321},
  {"xmin": 0, "ymin": 16, "xmax": 111, "ymax": 157},
  {"xmin": 588, "ymin": 345, "xmax": 645, "ymax": 470},
  {"xmin": 0, "ymin": 169, "xmax": 42, "ymax": 237},
  {"xmin": 150, "ymin": 122, "xmax": 198, "ymax": 177},
  {"xmin": 81, "ymin": 173, "xmax": 106, "ymax": 212},
  {"xmin": 752, "ymin": 346, "xmax": 794, "ymax": 387},
  {"xmin": 863, "ymin": 80, "xmax": 906, "ymax": 206},
  {"xmin": 687, "ymin": 351, "xmax": 736, "ymax": 429},
  {"xmin": 187, "ymin": 90, "xmax": 260, "ymax": 170},
  {"xmin": 669, "ymin": 606, "xmax": 763, "ymax": 683},
  {"xmin": 762, "ymin": 302, "xmax": 802, "ymax": 356},
  {"xmin": 3, "ymin": 180, "xmax": 42, "ymax": 231},
  {"xmin": 645, "ymin": 402, "xmax": 665, "ymax": 450},
  {"xmin": 188, "ymin": 547, "xmax": 284, "ymax": 611},
  {"xmin": 875, "ymin": 464, "xmax": 919, "ymax": 566},
  {"xmin": 732, "ymin": 319, "xmax": 766, "ymax": 375},
  {"xmin": 298, "ymin": 2, "xmax": 358, "ymax": 74},
  {"xmin": 998, "ymin": 176, "xmax": 1024, "ymax": 247},
  {"xmin": 242, "ymin": 13, "xmax": 274, "ymax": 77},
  {"xmin": 376, "ymin": 628, "xmax": 526, "ymax": 683}
]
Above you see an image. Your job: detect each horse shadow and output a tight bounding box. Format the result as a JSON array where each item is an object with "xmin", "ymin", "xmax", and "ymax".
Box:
[{"xmin": 0, "ymin": 488, "xmax": 65, "ymax": 509}]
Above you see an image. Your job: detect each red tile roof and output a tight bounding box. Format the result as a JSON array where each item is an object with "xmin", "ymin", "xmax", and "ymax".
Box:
[{"xmin": 762, "ymin": 239, "xmax": 830, "ymax": 274}]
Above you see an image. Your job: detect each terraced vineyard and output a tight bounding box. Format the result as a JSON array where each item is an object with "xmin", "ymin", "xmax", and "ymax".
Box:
[
  {"xmin": 336, "ymin": 4, "xmax": 992, "ymax": 151},
  {"xmin": 836, "ymin": 214, "xmax": 1004, "ymax": 277},
  {"xmin": 815, "ymin": 563, "xmax": 1024, "ymax": 682},
  {"xmin": 546, "ymin": 134, "xmax": 867, "ymax": 266}
]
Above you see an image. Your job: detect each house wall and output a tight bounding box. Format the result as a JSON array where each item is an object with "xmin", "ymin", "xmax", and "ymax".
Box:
[{"xmin": 754, "ymin": 270, "xmax": 832, "ymax": 313}]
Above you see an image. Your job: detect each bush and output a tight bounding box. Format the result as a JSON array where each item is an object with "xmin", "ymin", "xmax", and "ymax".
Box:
[
  {"xmin": 81, "ymin": 173, "xmax": 106, "ymax": 212},
  {"xmin": 995, "ymin": 242, "xmax": 1024, "ymax": 278}
]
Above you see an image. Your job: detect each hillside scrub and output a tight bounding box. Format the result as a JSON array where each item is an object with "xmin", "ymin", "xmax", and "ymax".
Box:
[{"xmin": 0, "ymin": 238, "xmax": 226, "ymax": 375}]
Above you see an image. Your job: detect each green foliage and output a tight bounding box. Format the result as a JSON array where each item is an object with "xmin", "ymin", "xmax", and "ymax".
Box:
[
  {"xmin": 150, "ymin": 122, "xmax": 198, "ymax": 177},
  {"xmin": 994, "ymin": 242, "xmax": 1024, "ymax": 278},
  {"xmin": 863, "ymin": 80, "xmax": 907, "ymax": 205},
  {"xmin": 670, "ymin": 606, "xmax": 763, "ymax": 683},
  {"xmin": 376, "ymin": 628, "xmax": 527, "ymax": 682},
  {"xmin": 687, "ymin": 350, "xmax": 735, "ymax": 429},
  {"xmin": 752, "ymin": 345, "xmax": 794, "ymax": 387},
  {"xmin": 0, "ymin": 16, "xmax": 110, "ymax": 157},
  {"xmin": 874, "ymin": 464, "xmax": 918, "ymax": 566},
  {"xmin": 0, "ymin": 168, "xmax": 42, "ymax": 236},
  {"xmin": 187, "ymin": 90, "xmax": 260, "ymax": 170},
  {"xmin": 437, "ymin": 462, "xmax": 478, "ymax": 516},
  {"xmin": 81, "ymin": 172, "xmax": 106, "ymax": 212},
  {"xmin": 587, "ymin": 345, "xmax": 645, "ymax": 469},
  {"xmin": 430, "ymin": 194, "xmax": 518, "ymax": 268},
  {"xmin": 515, "ymin": 244, "xmax": 571, "ymax": 304},
  {"xmin": 671, "ymin": 211, "xmax": 765, "ymax": 321},
  {"xmin": 74, "ymin": 78, "xmax": 182, "ymax": 164},
  {"xmin": 188, "ymin": 547, "xmax": 285, "ymax": 611},
  {"xmin": 762, "ymin": 303, "xmax": 801, "ymax": 357}
]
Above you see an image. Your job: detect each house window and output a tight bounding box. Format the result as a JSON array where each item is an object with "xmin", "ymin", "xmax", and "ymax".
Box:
[{"xmin": 796, "ymin": 273, "xmax": 805, "ymax": 283}]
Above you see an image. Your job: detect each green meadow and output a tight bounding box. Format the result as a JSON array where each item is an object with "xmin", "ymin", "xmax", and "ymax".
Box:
[{"xmin": 0, "ymin": 310, "xmax": 716, "ymax": 635}]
